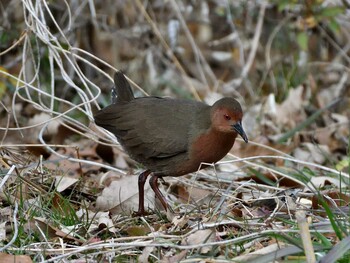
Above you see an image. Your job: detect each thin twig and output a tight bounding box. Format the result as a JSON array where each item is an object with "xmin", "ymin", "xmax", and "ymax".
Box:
[{"xmin": 224, "ymin": 1, "xmax": 267, "ymax": 94}]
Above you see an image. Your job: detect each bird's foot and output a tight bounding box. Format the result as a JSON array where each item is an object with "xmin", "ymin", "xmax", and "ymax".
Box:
[{"xmin": 132, "ymin": 209, "xmax": 149, "ymax": 217}]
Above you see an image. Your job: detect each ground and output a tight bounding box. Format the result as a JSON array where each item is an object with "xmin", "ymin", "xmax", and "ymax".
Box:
[{"xmin": 0, "ymin": 1, "xmax": 349, "ymax": 262}]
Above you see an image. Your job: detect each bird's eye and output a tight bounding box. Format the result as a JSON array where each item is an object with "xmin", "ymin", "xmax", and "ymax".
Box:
[{"xmin": 224, "ymin": 114, "xmax": 231, "ymax": 120}]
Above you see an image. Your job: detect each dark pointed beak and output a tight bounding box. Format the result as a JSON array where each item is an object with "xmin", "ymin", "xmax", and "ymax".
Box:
[{"xmin": 232, "ymin": 121, "xmax": 248, "ymax": 143}]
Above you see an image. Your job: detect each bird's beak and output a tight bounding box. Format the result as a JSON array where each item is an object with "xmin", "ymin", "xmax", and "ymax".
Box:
[{"xmin": 232, "ymin": 121, "xmax": 248, "ymax": 143}]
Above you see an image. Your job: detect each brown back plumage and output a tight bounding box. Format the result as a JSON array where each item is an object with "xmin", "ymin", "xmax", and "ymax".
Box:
[{"xmin": 94, "ymin": 72, "xmax": 211, "ymax": 174}]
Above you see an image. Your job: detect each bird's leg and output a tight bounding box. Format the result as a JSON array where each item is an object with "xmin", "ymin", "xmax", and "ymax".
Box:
[
  {"xmin": 133, "ymin": 170, "xmax": 152, "ymax": 216},
  {"xmin": 149, "ymin": 174, "xmax": 168, "ymax": 211}
]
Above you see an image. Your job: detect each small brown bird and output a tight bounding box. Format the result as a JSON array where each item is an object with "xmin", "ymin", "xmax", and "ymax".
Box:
[{"xmin": 94, "ymin": 72, "xmax": 248, "ymax": 215}]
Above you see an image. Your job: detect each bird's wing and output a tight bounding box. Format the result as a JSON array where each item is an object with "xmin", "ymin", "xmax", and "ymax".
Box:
[{"xmin": 94, "ymin": 97, "xmax": 209, "ymax": 160}]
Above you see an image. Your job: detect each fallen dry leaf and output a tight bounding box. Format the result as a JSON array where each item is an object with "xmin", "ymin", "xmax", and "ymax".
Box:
[
  {"xmin": 97, "ymin": 211, "xmax": 117, "ymax": 234},
  {"xmin": 160, "ymin": 250, "xmax": 187, "ymax": 263},
  {"xmin": 55, "ymin": 175, "xmax": 79, "ymax": 192},
  {"xmin": 307, "ymin": 176, "xmax": 341, "ymax": 190},
  {"xmin": 0, "ymin": 253, "xmax": 33, "ymax": 263},
  {"xmin": 167, "ymin": 178, "xmax": 215, "ymax": 209},
  {"xmin": 125, "ymin": 226, "xmax": 150, "ymax": 236},
  {"xmin": 231, "ymin": 135, "xmax": 295, "ymax": 159},
  {"xmin": 24, "ymin": 217, "xmax": 81, "ymax": 243},
  {"xmin": 171, "ymin": 215, "xmax": 189, "ymax": 230},
  {"xmin": 275, "ymin": 86, "xmax": 307, "ymax": 128},
  {"xmin": 232, "ymin": 242, "xmax": 289, "ymax": 262},
  {"xmin": 312, "ymin": 191, "xmax": 350, "ymax": 209},
  {"xmin": 27, "ymin": 112, "xmax": 60, "ymax": 141},
  {"xmin": 96, "ymin": 174, "xmax": 154, "ymax": 214},
  {"xmin": 293, "ymin": 143, "xmax": 330, "ymax": 164},
  {"xmin": 182, "ymin": 229, "xmax": 216, "ymax": 253}
]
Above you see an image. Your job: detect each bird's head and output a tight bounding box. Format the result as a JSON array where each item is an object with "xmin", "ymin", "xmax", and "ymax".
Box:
[{"xmin": 210, "ymin": 98, "xmax": 248, "ymax": 143}]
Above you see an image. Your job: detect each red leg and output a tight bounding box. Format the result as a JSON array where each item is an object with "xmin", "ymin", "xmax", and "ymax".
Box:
[
  {"xmin": 133, "ymin": 170, "xmax": 151, "ymax": 216},
  {"xmin": 149, "ymin": 174, "xmax": 168, "ymax": 211}
]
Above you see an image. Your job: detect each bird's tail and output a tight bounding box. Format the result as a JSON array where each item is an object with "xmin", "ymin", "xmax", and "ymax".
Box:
[{"xmin": 111, "ymin": 71, "xmax": 134, "ymax": 103}]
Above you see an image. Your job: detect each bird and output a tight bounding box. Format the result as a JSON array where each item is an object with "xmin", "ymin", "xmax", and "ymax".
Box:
[{"xmin": 94, "ymin": 72, "xmax": 248, "ymax": 216}]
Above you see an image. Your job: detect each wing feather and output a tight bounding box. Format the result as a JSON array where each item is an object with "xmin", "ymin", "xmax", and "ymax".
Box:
[{"xmin": 94, "ymin": 97, "xmax": 209, "ymax": 161}]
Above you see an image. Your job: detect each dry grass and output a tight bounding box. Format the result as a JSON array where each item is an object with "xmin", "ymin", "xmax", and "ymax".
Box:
[{"xmin": 0, "ymin": 0, "xmax": 349, "ymax": 262}]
